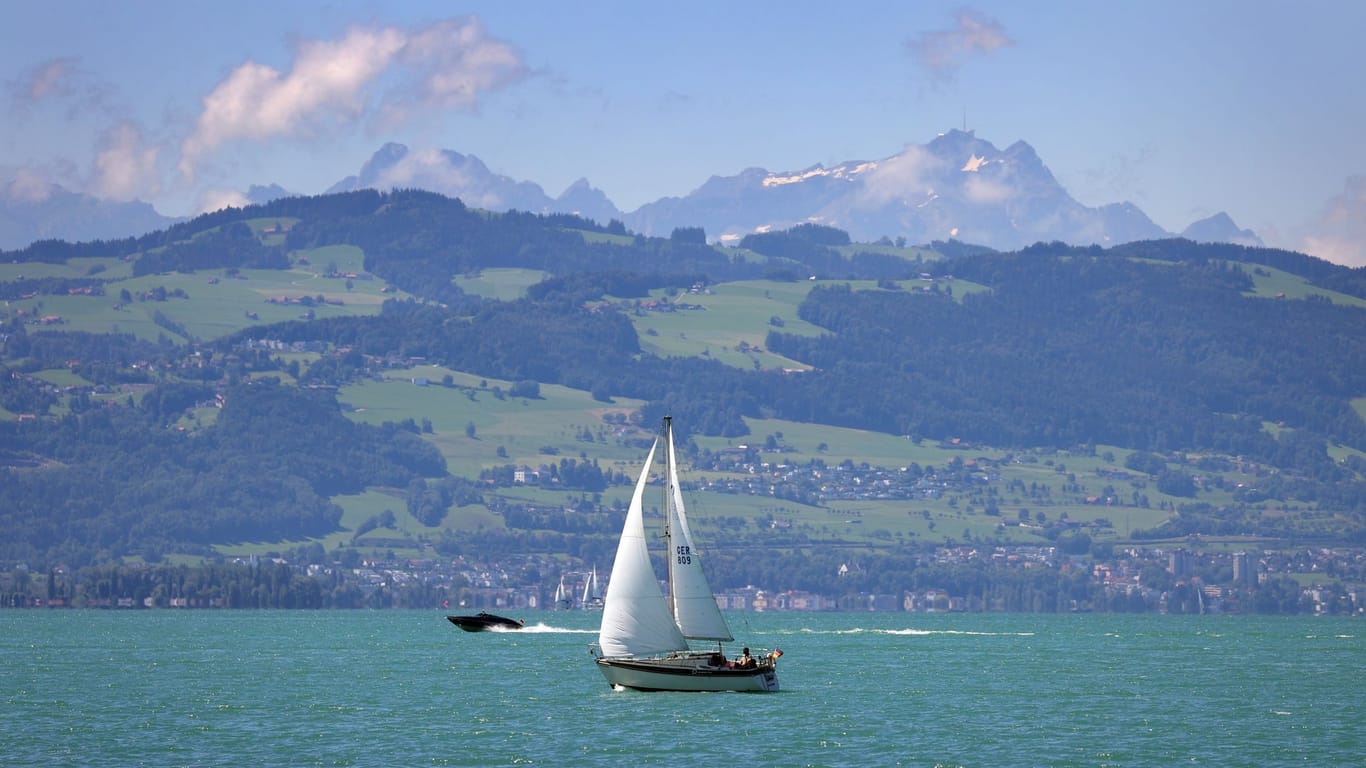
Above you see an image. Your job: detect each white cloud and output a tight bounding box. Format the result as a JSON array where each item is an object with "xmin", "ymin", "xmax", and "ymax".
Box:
[
  {"xmin": 9, "ymin": 56, "xmax": 119, "ymax": 122},
  {"xmin": 858, "ymin": 144, "xmax": 945, "ymax": 206},
  {"xmin": 180, "ymin": 17, "xmax": 526, "ymax": 179},
  {"xmin": 376, "ymin": 148, "xmax": 467, "ymax": 186},
  {"xmin": 3, "ymin": 168, "xmax": 56, "ymax": 202},
  {"xmin": 12, "ymin": 57, "xmax": 77, "ymax": 103},
  {"xmin": 180, "ymin": 25, "xmax": 406, "ymax": 178},
  {"xmin": 194, "ymin": 187, "xmax": 252, "ymax": 215},
  {"xmin": 1299, "ymin": 175, "xmax": 1366, "ymax": 267},
  {"xmin": 5, "ymin": 58, "xmax": 144, "ymax": 204},
  {"xmin": 371, "ymin": 148, "xmax": 503, "ymax": 209},
  {"xmin": 906, "ymin": 9, "xmax": 1015, "ymax": 81},
  {"xmin": 92, "ymin": 122, "xmax": 159, "ymax": 201},
  {"xmin": 394, "ymin": 18, "xmax": 526, "ymax": 111},
  {"xmin": 963, "ymin": 174, "xmax": 1015, "ymax": 204}
]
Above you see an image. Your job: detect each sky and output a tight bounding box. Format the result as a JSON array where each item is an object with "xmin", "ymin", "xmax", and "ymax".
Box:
[{"xmin": 3, "ymin": 1, "xmax": 1364, "ymax": 265}]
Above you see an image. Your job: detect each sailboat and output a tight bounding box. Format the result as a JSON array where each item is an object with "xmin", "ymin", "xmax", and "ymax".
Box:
[
  {"xmin": 581, "ymin": 565, "xmax": 603, "ymax": 610},
  {"xmin": 553, "ymin": 575, "xmax": 573, "ymax": 610},
  {"xmin": 590, "ymin": 416, "xmax": 781, "ymax": 692}
]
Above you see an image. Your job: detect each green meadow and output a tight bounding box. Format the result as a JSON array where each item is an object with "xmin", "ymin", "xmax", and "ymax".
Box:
[
  {"xmin": 453, "ymin": 268, "xmax": 549, "ymax": 301},
  {"xmin": 628, "ymin": 280, "xmax": 825, "ymax": 370},
  {"xmin": 626, "ymin": 276, "xmax": 988, "ymax": 370},
  {"xmin": 0, "ymin": 256, "xmax": 135, "ymax": 281},
  {"xmin": 339, "ymin": 365, "xmax": 651, "ymax": 482},
  {"xmin": 4, "ymin": 243, "xmax": 405, "ymax": 343},
  {"xmin": 1242, "ymin": 262, "xmax": 1366, "ymax": 306}
]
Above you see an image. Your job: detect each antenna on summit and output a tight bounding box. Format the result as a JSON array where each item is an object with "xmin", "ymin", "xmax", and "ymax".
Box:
[{"xmin": 962, "ymin": 108, "xmax": 968, "ymax": 132}]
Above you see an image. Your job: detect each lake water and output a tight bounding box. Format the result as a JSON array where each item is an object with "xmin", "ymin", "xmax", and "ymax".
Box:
[{"xmin": 2, "ymin": 610, "xmax": 1361, "ymax": 767}]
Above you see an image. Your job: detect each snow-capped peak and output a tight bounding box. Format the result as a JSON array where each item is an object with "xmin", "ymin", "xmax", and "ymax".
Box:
[{"xmin": 762, "ymin": 161, "xmax": 879, "ymax": 188}]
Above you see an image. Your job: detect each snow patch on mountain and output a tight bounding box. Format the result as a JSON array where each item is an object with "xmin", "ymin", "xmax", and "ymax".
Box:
[
  {"xmin": 763, "ymin": 162, "xmax": 878, "ymax": 188},
  {"xmin": 764, "ymin": 167, "xmax": 831, "ymax": 187},
  {"xmin": 961, "ymin": 154, "xmax": 988, "ymax": 173}
]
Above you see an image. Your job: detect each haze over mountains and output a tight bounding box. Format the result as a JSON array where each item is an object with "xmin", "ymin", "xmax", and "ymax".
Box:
[
  {"xmin": 0, "ymin": 178, "xmax": 181, "ymax": 250},
  {"xmin": 0, "ymin": 131, "xmax": 1261, "ymax": 252}
]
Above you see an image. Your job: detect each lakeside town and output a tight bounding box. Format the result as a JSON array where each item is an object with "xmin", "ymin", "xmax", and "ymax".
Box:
[
  {"xmin": 6, "ymin": 541, "xmax": 1363, "ymax": 616},
  {"xmin": 368, "ymin": 542, "xmax": 1366, "ymax": 616}
]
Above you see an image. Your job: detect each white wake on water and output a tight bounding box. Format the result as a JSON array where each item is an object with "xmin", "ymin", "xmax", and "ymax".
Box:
[
  {"xmin": 509, "ymin": 623, "xmax": 597, "ymax": 634},
  {"xmin": 793, "ymin": 627, "xmax": 1035, "ymax": 637}
]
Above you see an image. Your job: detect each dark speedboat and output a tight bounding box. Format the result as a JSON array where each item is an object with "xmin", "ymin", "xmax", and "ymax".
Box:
[{"xmin": 446, "ymin": 612, "xmax": 525, "ymax": 632}]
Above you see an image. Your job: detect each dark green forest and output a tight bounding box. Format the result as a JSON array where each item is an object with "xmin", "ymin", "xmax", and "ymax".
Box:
[{"xmin": 1, "ymin": 379, "xmax": 443, "ymax": 565}]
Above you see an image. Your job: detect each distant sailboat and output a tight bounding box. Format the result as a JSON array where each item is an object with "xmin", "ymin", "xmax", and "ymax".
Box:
[
  {"xmin": 590, "ymin": 416, "xmax": 781, "ymax": 692},
  {"xmin": 553, "ymin": 575, "xmax": 572, "ymax": 610},
  {"xmin": 581, "ymin": 565, "xmax": 603, "ymax": 610}
]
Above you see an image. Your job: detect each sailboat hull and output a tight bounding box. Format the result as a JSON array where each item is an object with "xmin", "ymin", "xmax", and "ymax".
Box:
[{"xmin": 595, "ymin": 653, "xmax": 779, "ymax": 692}]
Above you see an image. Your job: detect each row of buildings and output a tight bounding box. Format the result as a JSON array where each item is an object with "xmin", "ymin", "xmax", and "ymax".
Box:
[
  {"xmin": 415, "ymin": 542, "xmax": 1365, "ymax": 616},
  {"xmin": 7, "ymin": 542, "xmax": 1363, "ymax": 614}
]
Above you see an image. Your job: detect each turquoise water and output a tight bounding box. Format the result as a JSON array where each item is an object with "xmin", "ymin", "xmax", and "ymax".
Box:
[{"xmin": 2, "ymin": 611, "xmax": 1361, "ymax": 767}]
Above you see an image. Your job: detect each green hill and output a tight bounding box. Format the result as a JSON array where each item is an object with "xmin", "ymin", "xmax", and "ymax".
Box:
[{"xmin": 3, "ymin": 190, "xmax": 1365, "ymax": 584}]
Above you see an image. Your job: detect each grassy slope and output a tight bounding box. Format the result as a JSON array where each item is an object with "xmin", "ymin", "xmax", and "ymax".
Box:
[
  {"xmin": 2, "ymin": 238, "xmax": 409, "ymax": 343},
  {"xmin": 1242, "ymin": 263, "xmax": 1366, "ymax": 306},
  {"xmin": 627, "ymin": 276, "xmax": 988, "ymax": 371},
  {"xmin": 453, "ymin": 268, "xmax": 548, "ymax": 301}
]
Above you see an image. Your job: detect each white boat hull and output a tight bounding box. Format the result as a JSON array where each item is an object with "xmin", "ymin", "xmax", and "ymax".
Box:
[{"xmin": 594, "ymin": 652, "xmax": 779, "ymax": 692}]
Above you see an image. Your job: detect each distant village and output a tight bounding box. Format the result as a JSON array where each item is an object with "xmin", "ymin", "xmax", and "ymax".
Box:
[
  {"xmin": 8, "ymin": 542, "xmax": 1362, "ymax": 616},
  {"xmin": 391, "ymin": 543, "xmax": 1365, "ymax": 616}
]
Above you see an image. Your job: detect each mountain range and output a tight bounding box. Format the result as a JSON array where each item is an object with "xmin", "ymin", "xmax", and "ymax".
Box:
[
  {"xmin": 0, "ymin": 131, "xmax": 1261, "ymax": 252},
  {"xmin": 0, "ymin": 179, "xmax": 182, "ymax": 250}
]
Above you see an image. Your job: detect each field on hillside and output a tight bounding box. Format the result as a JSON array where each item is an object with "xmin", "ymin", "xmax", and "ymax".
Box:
[
  {"xmin": 628, "ymin": 280, "xmax": 823, "ymax": 369},
  {"xmin": 0, "ymin": 256, "xmax": 135, "ymax": 281},
  {"xmin": 453, "ymin": 268, "xmax": 548, "ymax": 301},
  {"xmin": 625, "ymin": 277, "xmax": 984, "ymax": 370},
  {"xmin": 339, "ymin": 366, "xmax": 650, "ymax": 478},
  {"xmin": 3, "ymin": 242, "xmax": 406, "ymax": 343},
  {"xmin": 1243, "ymin": 263, "xmax": 1366, "ymax": 306}
]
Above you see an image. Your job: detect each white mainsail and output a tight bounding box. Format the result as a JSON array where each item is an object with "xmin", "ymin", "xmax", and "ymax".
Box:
[
  {"xmin": 554, "ymin": 576, "xmax": 568, "ymax": 609},
  {"xmin": 597, "ymin": 439, "xmax": 687, "ymax": 657},
  {"xmin": 664, "ymin": 422, "xmax": 734, "ymax": 642}
]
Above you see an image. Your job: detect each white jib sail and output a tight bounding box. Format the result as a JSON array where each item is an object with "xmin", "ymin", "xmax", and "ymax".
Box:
[
  {"xmin": 665, "ymin": 425, "xmax": 734, "ymax": 642},
  {"xmin": 597, "ymin": 439, "xmax": 687, "ymax": 657}
]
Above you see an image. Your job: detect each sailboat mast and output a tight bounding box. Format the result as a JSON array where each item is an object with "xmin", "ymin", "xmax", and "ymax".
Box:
[{"xmin": 661, "ymin": 415, "xmax": 676, "ymax": 622}]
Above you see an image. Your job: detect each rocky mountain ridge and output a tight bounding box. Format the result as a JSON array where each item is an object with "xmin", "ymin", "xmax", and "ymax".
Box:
[{"xmin": 1, "ymin": 131, "xmax": 1261, "ymax": 252}]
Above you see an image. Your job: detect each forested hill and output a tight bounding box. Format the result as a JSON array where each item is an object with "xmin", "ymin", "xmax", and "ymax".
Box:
[
  {"xmin": 770, "ymin": 250, "xmax": 1366, "ymax": 452},
  {"xmin": 3, "ymin": 188, "xmax": 1366, "ymax": 569}
]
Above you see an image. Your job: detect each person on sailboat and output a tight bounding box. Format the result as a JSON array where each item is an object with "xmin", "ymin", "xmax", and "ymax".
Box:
[{"xmin": 737, "ymin": 648, "xmax": 755, "ymax": 668}]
